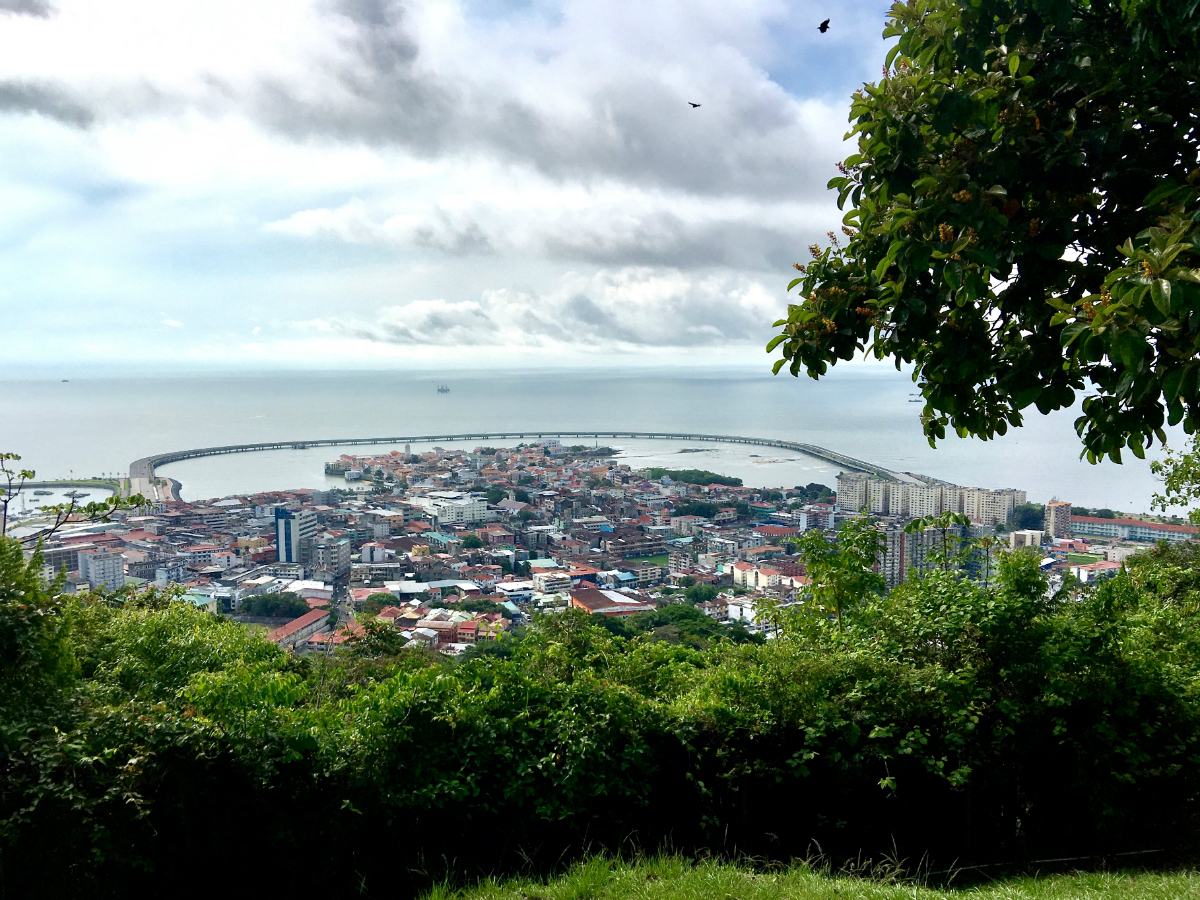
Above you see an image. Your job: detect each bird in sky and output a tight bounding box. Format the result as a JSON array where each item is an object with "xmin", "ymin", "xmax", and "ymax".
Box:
[
  {"xmin": 688, "ymin": 102, "xmax": 701, "ymax": 108},
  {"xmin": 818, "ymin": 18, "xmax": 830, "ymax": 32}
]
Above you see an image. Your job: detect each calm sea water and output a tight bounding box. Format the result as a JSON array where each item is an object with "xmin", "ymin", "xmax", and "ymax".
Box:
[{"xmin": 0, "ymin": 366, "xmax": 1182, "ymax": 514}]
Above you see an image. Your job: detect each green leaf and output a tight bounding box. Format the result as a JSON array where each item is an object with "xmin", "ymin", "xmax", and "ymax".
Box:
[
  {"xmin": 1151, "ymin": 278, "xmax": 1172, "ymax": 315},
  {"xmin": 1110, "ymin": 330, "xmax": 1148, "ymax": 368},
  {"xmin": 1060, "ymin": 322, "xmax": 1089, "ymax": 347},
  {"xmin": 1008, "ymin": 53, "xmax": 1020, "ymax": 75}
]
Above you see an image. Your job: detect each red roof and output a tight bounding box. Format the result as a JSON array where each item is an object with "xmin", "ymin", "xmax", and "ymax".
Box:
[
  {"xmin": 1072, "ymin": 515, "xmax": 1198, "ymax": 533},
  {"xmin": 265, "ymin": 608, "xmax": 330, "ymax": 643}
]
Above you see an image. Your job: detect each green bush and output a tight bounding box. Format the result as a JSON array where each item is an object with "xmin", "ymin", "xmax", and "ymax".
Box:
[{"xmin": 2, "ymin": 534, "xmax": 1200, "ymax": 896}]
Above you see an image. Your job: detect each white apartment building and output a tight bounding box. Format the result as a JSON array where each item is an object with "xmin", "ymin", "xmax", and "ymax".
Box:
[
  {"xmin": 410, "ymin": 491, "xmax": 488, "ymax": 525},
  {"xmin": 835, "ymin": 473, "xmax": 869, "ymax": 513},
  {"xmin": 360, "ymin": 542, "xmax": 394, "ymax": 563},
  {"xmin": 853, "ymin": 478, "xmax": 1026, "ymax": 527},
  {"xmin": 78, "ymin": 549, "xmax": 125, "ymax": 590}
]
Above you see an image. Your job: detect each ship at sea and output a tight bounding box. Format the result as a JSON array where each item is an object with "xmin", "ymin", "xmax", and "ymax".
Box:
[{"xmin": 437, "ymin": 384, "xmax": 450, "ymax": 394}]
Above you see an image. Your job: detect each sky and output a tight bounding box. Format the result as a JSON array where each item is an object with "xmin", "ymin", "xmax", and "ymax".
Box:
[{"xmin": 0, "ymin": 0, "xmax": 894, "ymax": 370}]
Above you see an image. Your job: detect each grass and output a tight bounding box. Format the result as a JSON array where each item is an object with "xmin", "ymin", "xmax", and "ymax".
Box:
[
  {"xmin": 1067, "ymin": 553, "xmax": 1104, "ymax": 564},
  {"xmin": 624, "ymin": 554, "xmax": 670, "ymax": 567},
  {"xmin": 420, "ymin": 856, "xmax": 1199, "ymax": 900}
]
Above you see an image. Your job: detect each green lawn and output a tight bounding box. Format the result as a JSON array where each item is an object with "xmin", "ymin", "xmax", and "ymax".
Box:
[
  {"xmin": 624, "ymin": 554, "xmax": 670, "ymax": 567},
  {"xmin": 1067, "ymin": 553, "xmax": 1104, "ymax": 565},
  {"xmin": 421, "ymin": 857, "xmax": 1198, "ymax": 900}
]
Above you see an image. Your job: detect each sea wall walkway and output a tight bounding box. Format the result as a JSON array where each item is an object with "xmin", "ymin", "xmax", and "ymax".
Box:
[{"xmin": 128, "ymin": 431, "xmax": 914, "ymax": 501}]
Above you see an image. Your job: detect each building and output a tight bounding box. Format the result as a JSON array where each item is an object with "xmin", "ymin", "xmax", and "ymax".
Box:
[
  {"xmin": 1068, "ymin": 560, "xmax": 1124, "ymax": 583},
  {"xmin": 313, "ymin": 536, "xmax": 352, "ymax": 578},
  {"xmin": 28, "ymin": 541, "xmax": 95, "ymax": 575},
  {"xmin": 410, "ymin": 491, "xmax": 488, "ymax": 525},
  {"xmin": 835, "ymin": 473, "xmax": 869, "ymax": 514},
  {"xmin": 77, "ymin": 549, "xmax": 125, "ymax": 590},
  {"xmin": 275, "ymin": 508, "xmax": 317, "ymax": 565},
  {"xmin": 569, "ymin": 587, "xmax": 656, "ymax": 617},
  {"xmin": 1010, "ymin": 530, "xmax": 1043, "ymax": 550},
  {"xmin": 265, "ymin": 608, "xmax": 331, "ymax": 650},
  {"xmin": 1044, "ymin": 501, "xmax": 1072, "ymax": 539},
  {"xmin": 360, "ymin": 542, "xmax": 393, "ymax": 563},
  {"xmin": 1070, "ymin": 515, "xmax": 1199, "ymax": 544},
  {"xmin": 532, "ymin": 570, "xmax": 573, "ymax": 593}
]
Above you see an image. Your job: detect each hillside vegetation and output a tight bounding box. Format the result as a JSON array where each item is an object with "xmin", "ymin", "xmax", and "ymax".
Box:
[{"xmin": 3, "ymin": 535, "xmax": 1200, "ymax": 896}]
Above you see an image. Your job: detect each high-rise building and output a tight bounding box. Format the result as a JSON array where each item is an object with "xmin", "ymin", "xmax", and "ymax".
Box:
[
  {"xmin": 835, "ymin": 473, "xmax": 869, "ymax": 514},
  {"xmin": 78, "ymin": 549, "xmax": 125, "ymax": 590},
  {"xmin": 875, "ymin": 525, "xmax": 908, "ymax": 589},
  {"xmin": 275, "ymin": 508, "xmax": 317, "ymax": 565},
  {"xmin": 1044, "ymin": 501, "xmax": 1072, "ymax": 538},
  {"xmin": 313, "ymin": 536, "xmax": 352, "ymax": 579}
]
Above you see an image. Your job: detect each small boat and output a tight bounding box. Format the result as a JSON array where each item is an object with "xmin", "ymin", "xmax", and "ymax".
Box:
[
  {"xmin": 908, "ymin": 399, "xmax": 923, "ymax": 403},
  {"xmin": 437, "ymin": 384, "xmax": 450, "ymax": 393},
  {"xmin": 61, "ymin": 379, "xmax": 69, "ymax": 383},
  {"xmin": 64, "ymin": 490, "xmax": 90, "ymax": 499},
  {"xmin": 33, "ymin": 489, "xmax": 53, "ymax": 496}
]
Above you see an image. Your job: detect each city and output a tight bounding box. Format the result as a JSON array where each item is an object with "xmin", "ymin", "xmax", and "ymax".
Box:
[{"xmin": 16, "ymin": 439, "xmax": 1195, "ymax": 656}]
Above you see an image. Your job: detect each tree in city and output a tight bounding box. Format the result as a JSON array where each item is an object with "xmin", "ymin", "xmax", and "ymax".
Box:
[
  {"xmin": 795, "ymin": 517, "xmax": 885, "ymax": 630},
  {"xmin": 360, "ymin": 592, "xmax": 398, "ymax": 617},
  {"xmin": 462, "ymin": 534, "xmax": 485, "ymax": 550},
  {"xmin": 684, "ymin": 583, "xmax": 718, "ymax": 605},
  {"xmin": 241, "ymin": 592, "xmax": 311, "ymax": 618},
  {"xmin": 768, "ymin": 0, "xmax": 1200, "ymax": 464}
]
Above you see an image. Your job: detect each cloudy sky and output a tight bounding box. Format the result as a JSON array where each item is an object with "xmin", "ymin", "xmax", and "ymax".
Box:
[{"xmin": 0, "ymin": 0, "xmax": 893, "ymax": 370}]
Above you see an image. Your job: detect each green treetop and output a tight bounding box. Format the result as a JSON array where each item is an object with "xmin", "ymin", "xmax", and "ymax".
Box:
[{"xmin": 769, "ymin": 0, "xmax": 1200, "ymax": 463}]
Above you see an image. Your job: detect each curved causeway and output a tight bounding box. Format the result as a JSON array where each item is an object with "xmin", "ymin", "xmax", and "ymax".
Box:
[{"xmin": 128, "ymin": 431, "xmax": 915, "ymax": 500}]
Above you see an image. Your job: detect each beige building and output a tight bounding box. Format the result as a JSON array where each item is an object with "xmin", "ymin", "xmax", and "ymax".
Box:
[
  {"xmin": 1044, "ymin": 501, "xmax": 1072, "ymax": 538},
  {"xmin": 836, "ymin": 473, "xmax": 870, "ymax": 514},
  {"xmin": 1010, "ymin": 530, "xmax": 1043, "ymax": 550}
]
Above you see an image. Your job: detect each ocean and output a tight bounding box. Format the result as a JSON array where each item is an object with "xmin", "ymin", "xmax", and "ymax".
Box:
[{"xmin": 0, "ymin": 365, "xmax": 1183, "ymax": 514}]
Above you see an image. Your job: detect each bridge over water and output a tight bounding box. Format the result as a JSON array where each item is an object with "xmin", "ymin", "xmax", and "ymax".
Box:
[{"xmin": 128, "ymin": 431, "xmax": 913, "ymax": 500}]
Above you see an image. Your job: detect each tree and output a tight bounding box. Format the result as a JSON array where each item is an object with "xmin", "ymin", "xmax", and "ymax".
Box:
[
  {"xmin": 360, "ymin": 592, "xmax": 398, "ymax": 617},
  {"xmin": 795, "ymin": 516, "xmax": 885, "ymax": 630},
  {"xmin": 684, "ymin": 583, "xmax": 718, "ymax": 605},
  {"xmin": 1153, "ymin": 433, "xmax": 1200, "ymax": 522},
  {"xmin": 1010, "ymin": 502, "xmax": 1045, "ymax": 530},
  {"xmin": 768, "ymin": 0, "xmax": 1200, "ymax": 463},
  {"xmin": 0, "ymin": 538, "xmax": 73, "ymax": 715},
  {"xmin": 240, "ymin": 592, "xmax": 311, "ymax": 618},
  {"xmin": 485, "ymin": 487, "xmax": 506, "ymax": 504},
  {"xmin": 462, "ymin": 534, "xmax": 485, "ymax": 550}
]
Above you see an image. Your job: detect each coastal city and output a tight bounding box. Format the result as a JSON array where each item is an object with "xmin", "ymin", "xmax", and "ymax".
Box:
[{"xmin": 13, "ymin": 440, "xmax": 1197, "ymax": 655}]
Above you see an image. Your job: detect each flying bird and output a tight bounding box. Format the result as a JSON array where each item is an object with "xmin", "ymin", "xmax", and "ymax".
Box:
[
  {"xmin": 689, "ymin": 102, "xmax": 701, "ymax": 108},
  {"xmin": 818, "ymin": 18, "xmax": 830, "ymax": 32}
]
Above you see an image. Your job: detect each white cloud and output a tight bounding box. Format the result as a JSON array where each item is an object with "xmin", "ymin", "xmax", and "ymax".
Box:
[
  {"xmin": 0, "ymin": 0, "xmax": 892, "ymax": 367},
  {"xmin": 299, "ymin": 266, "xmax": 787, "ymax": 352}
]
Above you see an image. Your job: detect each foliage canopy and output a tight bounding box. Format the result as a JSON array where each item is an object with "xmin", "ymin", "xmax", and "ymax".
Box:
[{"xmin": 769, "ymin": 0, "xmax": 1200, "ymax": 462}]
